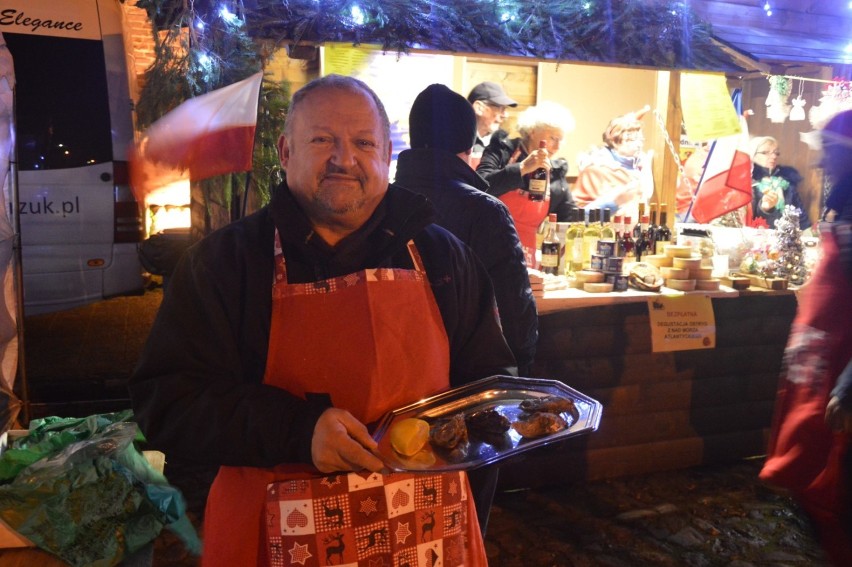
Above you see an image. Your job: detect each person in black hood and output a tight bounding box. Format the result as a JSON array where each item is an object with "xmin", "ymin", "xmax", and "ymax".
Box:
[
  {"xmin": 395, "ymin": 83, "xmax": 538, "ymax": 376},
  {"xmin": 395, "ymin": 82, "xmax": 538, "ymax": 538}
]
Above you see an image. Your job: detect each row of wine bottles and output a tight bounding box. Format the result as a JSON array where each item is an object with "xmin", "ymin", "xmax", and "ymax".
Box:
[{"xmin": 539, "ymin": 202, "xmax": 673, "ymax": 276}]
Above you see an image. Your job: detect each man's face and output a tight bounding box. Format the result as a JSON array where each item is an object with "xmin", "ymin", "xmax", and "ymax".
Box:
[
  {"xmin": 278, "ymin": 87, "xmax": 391, "ymax": 233},
  {"xmin": 474, "ymin": 100, "xmax": 508, "ymax": 136}
]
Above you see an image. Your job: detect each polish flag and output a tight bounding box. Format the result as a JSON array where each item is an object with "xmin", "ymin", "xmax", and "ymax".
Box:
[
  {"xmin": 130, "ymin": 72, "xmax": 263, "ymax": 200},
  {"xmin": 688, "ymin": 134, "xmax": 753, "ymax": 223}
]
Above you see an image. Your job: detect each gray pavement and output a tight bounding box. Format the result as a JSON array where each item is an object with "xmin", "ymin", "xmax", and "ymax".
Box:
[{"xmin": 19, "ymin": 287, "xmax": 831, "ymax": 566}]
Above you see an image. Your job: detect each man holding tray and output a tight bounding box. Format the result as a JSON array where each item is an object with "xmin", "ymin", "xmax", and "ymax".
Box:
[{"xmin": 129, "ymin": 74, "xmax": 516, "ymax": 566}]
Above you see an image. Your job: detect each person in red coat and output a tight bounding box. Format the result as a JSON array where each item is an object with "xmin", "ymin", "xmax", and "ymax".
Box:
[{"xmin": 760, "ymin": 109, "xmax": 852, "ymax": 566}]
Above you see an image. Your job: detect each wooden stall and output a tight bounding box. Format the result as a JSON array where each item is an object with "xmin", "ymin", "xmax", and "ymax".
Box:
[{"xmin": 497, "ymin": 289, "xmax": 797, "ymax": 490}]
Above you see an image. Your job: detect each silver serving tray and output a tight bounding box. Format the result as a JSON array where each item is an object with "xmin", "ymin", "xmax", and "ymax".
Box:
[{"xmin": 372, "ymin": 375, "xmax": 602, "ymax": 472}]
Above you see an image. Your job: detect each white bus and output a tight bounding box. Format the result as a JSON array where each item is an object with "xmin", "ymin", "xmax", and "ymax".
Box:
[{"xmin": 2, "ymin": 0, "xmax": 144, "ymax": 315}]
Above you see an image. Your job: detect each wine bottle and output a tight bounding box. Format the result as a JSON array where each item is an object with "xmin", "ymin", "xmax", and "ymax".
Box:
[
  {"xmin": 633, "ymin": 202, "xmax": 646, "ymax": 240},
  {"xmin": 620, "ymin": 215, "xmax": 636, "ymax": 262},
  {"xmin": 647, "ymin": 202, "xmax": 659, "ymax": 255},
  {"xmin": 581, "ymin": 208, "xmax": 601, "ymax": 269},
  {"xmin": 526, "ymin": 140, "xmax": 549, "ymax": 202},
  {"xmin": 613, "ymin": 214, "xmax": 624, "ymax": 256},
  {"xmin": 565, "ymin": 207, "xmax": 585, "ymax": 275},
  {"xmin": 540, "ymin": 213, "xmax": 560, "ymax": 275},
  {"xmin": 600, "ymin": 208, "xmax": 616, "ymax": 241},
  {"xmin": 635, "ymin": 213, "xmax": 651, "ymax": 261},
  {"xmin": 656, "ymin": 203, "xmax": 673, "ymax": 254}
]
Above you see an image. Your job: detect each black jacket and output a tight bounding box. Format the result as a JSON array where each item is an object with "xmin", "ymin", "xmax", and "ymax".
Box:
[
  {"xmin": 476, "ymin": 131, "xmax": 575, "ymax": 221},
  {"xmin": 395, "ymin": 148, "xmax": 539, "ymax": 374},
  {"xmin": 129, "ymin": 183, "xmax": 516, "ymax": 468},
  {"xmin": 752, "ymin": 164, "xmax": 811, "ymax": 230}
]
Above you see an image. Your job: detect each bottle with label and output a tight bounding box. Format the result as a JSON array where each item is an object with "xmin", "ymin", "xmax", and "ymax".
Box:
[
  {"xmin": 655, "ymin": 203, "xmax": 673, "ymax": 254},
  {"xmin": 620, "ymin": 215, "xmax": 636, "ymax": 262},
  {"xmin": 632, "ymin": 202, "xmax": 646, "ymax": 240},
  {"xmin": 635, "ymin": 213, "xmax": 651, "ymax": 261},
  {"xmin": 600, "ymin": 208, "xmax": 616, "ymax": 242},
  {"xmin": 526, "ymin": 140, "xmax": 549, "ymax": 201},
  {"xmin": 581, "ymin": 208, "xmax": 601, "ymax": 269},
  {"xmin": 647, "ymin": 202, "xmax": 659, "ymax": 254},
  {"xmin": 565, "ymin": 207, "xmax": 585, "ymax": 275},
  {"xmin": 540, "ymin": 213, "xmax": 560, "ymax": 275},
  {"xmin": 613, "ymin": 214, "xmax": 624, "ymax": 257}
]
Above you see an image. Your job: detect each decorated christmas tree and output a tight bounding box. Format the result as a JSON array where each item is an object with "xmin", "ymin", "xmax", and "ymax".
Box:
[{"xmin": 773, "ymin": 205, "xmax": 808, "ymax": 285}]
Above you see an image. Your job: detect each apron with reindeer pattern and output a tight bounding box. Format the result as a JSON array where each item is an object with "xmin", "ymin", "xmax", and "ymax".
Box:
[{"xmin": 201, "ymin": 231, "xmax": 486, "ymax": 566}]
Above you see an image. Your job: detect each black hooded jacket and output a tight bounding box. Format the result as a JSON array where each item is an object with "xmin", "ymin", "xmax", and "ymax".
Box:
[{"xmin": 395, "ymin": 148, "xmax": 539, "ymax": 374}]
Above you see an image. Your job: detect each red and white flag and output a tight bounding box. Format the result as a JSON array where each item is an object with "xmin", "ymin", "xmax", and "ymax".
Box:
[
  {"xmin": 688, "ymin": 134, "xmax": 753, "ymax": 223},
  {"xmin": 130, "ymin": 71, "xmax": 263, "ymax": 200}
]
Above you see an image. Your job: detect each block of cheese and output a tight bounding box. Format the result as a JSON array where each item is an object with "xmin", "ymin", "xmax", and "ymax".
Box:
[
  {"xmin": 690, "ymin": 267, "xmax": 713, "ymax": 280},
  {"xmin": 666, "ymin": 278, "xmax": 696, "ymax": 291},
  {"xmin": 583, "ymin": 282, "xmax": 614, "ymax": 293},
  {"xmin": 664, "ymin": 244, "xmax": 694, "ymax": 258},
  {"xmin": 660, "ymin": 266, "xmax": 689, "ymax": 280},
  {"xmin": 696, "ymin": 278, "xmax": 721, "ymax": 290},
  {"xmin": 642, "ymin": 254, "xmax": 673, "ymax": 268},
  {"xmin": 575, "ymin": 270, "xmax": 605, "ymax": 284},
  {"xmin": 672, "ymin": 257, "xmax": 702, "ymax": 270}
]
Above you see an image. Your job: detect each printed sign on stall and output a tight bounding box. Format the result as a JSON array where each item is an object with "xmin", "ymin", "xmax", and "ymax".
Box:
[
  {"xmin": 647, "ymin": 294, "xmax": 716, "ymax": 352},
  {"xmin": 681, "ymin": 72, "xmax": 741, "ymax": 142}
]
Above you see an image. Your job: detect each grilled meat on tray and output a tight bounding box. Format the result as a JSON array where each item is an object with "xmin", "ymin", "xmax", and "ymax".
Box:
[
  {"xmin": 511, "ymin": 412, "xmax": 568, "ymax": 439},
  {"xmin": 429, "ymin": 414, "xmax": 469, "ymax": 461},
  {"xmin": 465, "ymin": 409, "xmax": 511, "ymax": 447}
]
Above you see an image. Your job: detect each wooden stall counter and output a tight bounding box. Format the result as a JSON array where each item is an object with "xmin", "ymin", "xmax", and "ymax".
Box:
[{"xmin": 498, "ymin": 286, "xmax": 797, "ymax": 491}]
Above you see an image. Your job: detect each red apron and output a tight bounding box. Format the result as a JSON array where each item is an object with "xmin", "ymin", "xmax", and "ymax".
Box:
[
  {"xmin": 499, "ymin": 146, "xmax": 550, "ymax": 267},
  {"xmin": 760, "ymin": 221, "xmax": 852, "ymax": 564},
  {"xmin": 201, "ymin": 231, "xmax": 487, "ymax": 566}
]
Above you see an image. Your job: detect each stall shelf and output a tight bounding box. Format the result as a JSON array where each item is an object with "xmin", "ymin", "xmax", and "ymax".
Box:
[{"xmin": 498, "ymin": 287, "xmax": 797, "ymax": 490}]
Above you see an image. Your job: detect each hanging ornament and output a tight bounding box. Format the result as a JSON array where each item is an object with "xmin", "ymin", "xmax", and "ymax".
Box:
[
  {"xmin": 766, "ymin": 75, "xmax": 792, "ymax": 123},
  {"xmin": 789, "ymin": 80, "xmax": 806, "ymax": 121}
]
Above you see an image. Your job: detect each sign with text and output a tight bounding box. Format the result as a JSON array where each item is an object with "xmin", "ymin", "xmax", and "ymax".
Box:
[
  {"xmin": 681, "ymin": 72, "xmax": 741, "ymax": 142},
  {"xmin": 647, "ymin": 294, "xmax": 716, "ymax": 352}
]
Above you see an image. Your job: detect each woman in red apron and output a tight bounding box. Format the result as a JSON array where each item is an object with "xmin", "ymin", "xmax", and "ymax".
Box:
[
  {"xmin": 476, "ymin": 103, "xmax": 577, "ymax": 267},
  {"xmin": 202, "ymin": 232, "xmax": 487, "ymax": 566}
]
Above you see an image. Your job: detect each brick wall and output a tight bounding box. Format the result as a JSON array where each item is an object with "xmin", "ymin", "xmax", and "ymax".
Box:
[{"xmin": 121, "ymin": 0, "xmax": 157, "ymax": 100}]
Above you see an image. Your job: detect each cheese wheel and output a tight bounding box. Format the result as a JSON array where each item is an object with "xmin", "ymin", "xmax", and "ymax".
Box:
[
  {"xmin": 690, "ymin": 267, "xmax": 713, "ymax": 280},
  {"xmin": 660, "ymin": 267, "xmax": 689, "ymax": 280},
  {"xmin": 583, "ymin": 282, "xmax": 614, "ymax": 293},
  {"xmin": 672, "ymin": 257, "xmax": 702, "ymax": 270},
  {"xmin": 696, "ymin": 278, "xmax": 721, "ymax": 290},
  {"xmin": 575, "ymin": 270, "xmax": 605, "ymax": 283},
  {"xmin": 666, "ymin": 278, "xmax": 697, "ymax": 291},
  {"xmin": 642, "ymin": 254, "xmax": 673, "ymax": 268},
  {"xmin": 664, "ymin": 244, "xmax": 694, "ymax": 258}
]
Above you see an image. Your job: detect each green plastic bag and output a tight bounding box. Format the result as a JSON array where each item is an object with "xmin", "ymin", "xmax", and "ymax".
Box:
[{"xmin": 0, "ymin": 411, "xmax": 201, "ymax": 566}]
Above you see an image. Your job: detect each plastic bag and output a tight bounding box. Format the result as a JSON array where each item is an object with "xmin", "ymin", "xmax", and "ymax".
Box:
[{"xmin": 0, "ymin": 410, "xmax": 201, "ymax": 566}]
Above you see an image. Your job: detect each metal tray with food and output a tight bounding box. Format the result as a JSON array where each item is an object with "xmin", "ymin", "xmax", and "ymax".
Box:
[{"xmin": 372, "ymin": 375, "xmax": 602, "ymax": 472}]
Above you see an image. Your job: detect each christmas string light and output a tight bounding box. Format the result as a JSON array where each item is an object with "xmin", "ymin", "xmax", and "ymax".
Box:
[{"xmin": 763, "ymin": 1, "xmax": 772, "ymax": 17}]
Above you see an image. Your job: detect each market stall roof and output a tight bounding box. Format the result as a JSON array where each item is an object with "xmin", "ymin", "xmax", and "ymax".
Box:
[
  {"xmin": 146, "ymin": 0, "xmax": 852, "ymax": 73},
  {"xmin": 689, "ymin": 0, "xmax": 852, "ymax": 68}
]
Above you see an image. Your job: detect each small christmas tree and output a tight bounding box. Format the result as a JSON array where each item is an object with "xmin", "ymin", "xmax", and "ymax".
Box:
[{"xmin": 773, "ymin": 205, "xmax": 808, "ymax": 285}]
